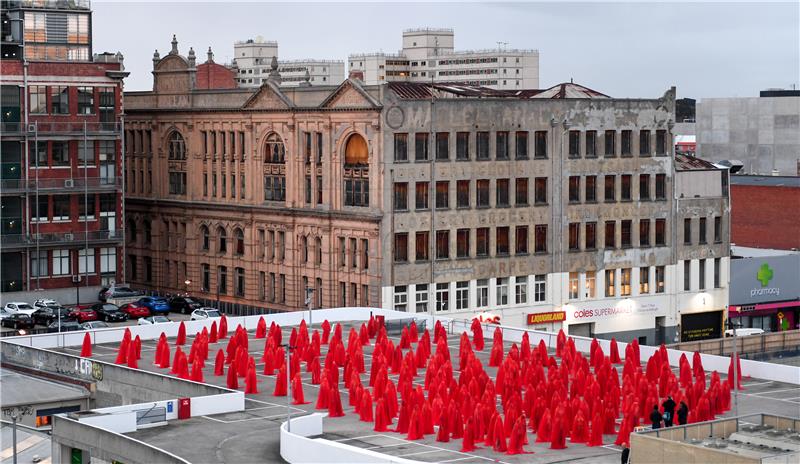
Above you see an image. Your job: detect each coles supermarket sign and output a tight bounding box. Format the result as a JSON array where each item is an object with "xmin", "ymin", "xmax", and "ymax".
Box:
[{"xmin": 571, "ymin": 302, "xmax": 661, "ymax": 320}]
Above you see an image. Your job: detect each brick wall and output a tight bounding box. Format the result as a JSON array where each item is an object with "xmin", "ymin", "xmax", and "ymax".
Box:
[
  {"xmin": 731, "ymin": 184, "xmax": 800, "ymax": 250},
  {"xmin": 195, "ymin": 63, "xmax": 236, "ymax": 90}
]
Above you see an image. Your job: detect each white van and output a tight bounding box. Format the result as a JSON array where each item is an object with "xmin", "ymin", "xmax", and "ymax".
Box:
[{"xmin": 724, "ymin": 328, "xmax": 765, "ymax": 337}]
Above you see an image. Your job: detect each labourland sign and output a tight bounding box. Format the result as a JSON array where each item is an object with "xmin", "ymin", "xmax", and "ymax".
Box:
[{"xmin": 527, "ymin": 311, "xmax": 566, "ymax": 325}]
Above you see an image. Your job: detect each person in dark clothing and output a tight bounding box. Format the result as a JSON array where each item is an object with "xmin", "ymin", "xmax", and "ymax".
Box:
[
  {"xmin": 621, "ymin": 443, "xmax": 631, "ymax": 464},
  {"xmin": 650, "ymin": 405, "xmax": 663, "ymax": 429},
  {"xmin": 677, "ymin": 401, "xmax": 689, "ymax": 425},
  {"xmin": 662, "ymin": 396, "xmax": 677, "ymax": 427}
]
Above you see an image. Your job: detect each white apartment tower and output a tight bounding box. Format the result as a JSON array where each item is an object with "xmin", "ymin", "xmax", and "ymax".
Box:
[
  {"xmin": 233, "ymin": 37, "xmax": 345, "ymax": 88},
  {"xmin": 348, "ymin": 28, "xmax": 539, "ymax": 90}
]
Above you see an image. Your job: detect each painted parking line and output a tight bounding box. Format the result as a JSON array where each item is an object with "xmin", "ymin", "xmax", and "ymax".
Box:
[
  {"xmin": 0, "ymin": 435, "xmax": 44, "ymax": 459},
  {"xmin": 396, "ymin": 449, "xmax": 441, "ymax": 457},
  {"xmin": 439, "ymin": 457, "xmax": 474, "ymax": 463},
  {"xmin": 748, "ymin": 387, "xmax": 800, "ymax": 397},
  {"xmin": 741, "ymin": 381, "xmax": 773, "ymax": 387},
  {"xmin": 201, "ymin": 411, "xmax": 305, "ymax": 424},
  {"xmin": 334, "ymin": 434, "xmax": 383, "ymax": 442}
]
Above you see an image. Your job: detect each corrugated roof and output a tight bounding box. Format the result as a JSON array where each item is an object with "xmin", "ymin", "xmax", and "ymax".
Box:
[
  {"xmin": 529, "ymin": 82, "xmax": 610, "ymax": 99},
  {"xmin": 387, "ymin": 81, "xmax": 608, "ymax": 100},
  {"xmin": 675, "ymin": 153, "xmax": 719, "ymax": 171}
]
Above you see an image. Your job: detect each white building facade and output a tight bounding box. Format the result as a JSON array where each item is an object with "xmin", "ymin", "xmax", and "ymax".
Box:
[
  {"xmin": 349, "ymin": 28, "xmax": 539, "ymax": 90},
  {"xmin": 233, "ymin": 38, "xmax": 344, "ymax": 88}
]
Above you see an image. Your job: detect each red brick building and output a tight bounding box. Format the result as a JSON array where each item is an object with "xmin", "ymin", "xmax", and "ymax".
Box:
[
  {"xmin": 1, "ymin": 0, "xmax": 127, "ymax": 301},
  {"xmin": 730, "ymin": 176, "xmax": 800, "ymax": 250}
]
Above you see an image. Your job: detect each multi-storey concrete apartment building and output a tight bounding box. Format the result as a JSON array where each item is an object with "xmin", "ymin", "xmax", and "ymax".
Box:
[
  {"xmin": 124, "ymin": 39, "xmax": 383, "ymax": 312},
  {"xmin": 379, "ymin": 83, "xmax": 729, "ymax": 343},
  {"xmin": 0, "ymin": 0, "xmax": 126, "ymax": 303},
  {"xmin": 233, "ymin": 37, "xmax": 344, "ymax": 88},
  {"xmin": 349, "ymin": 28, "xmax": 539, "ymax": 90}
]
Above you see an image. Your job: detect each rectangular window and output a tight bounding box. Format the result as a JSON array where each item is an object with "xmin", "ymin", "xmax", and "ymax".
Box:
[
  {"xmin": 534, "ymin": 177, "xmax": 547, "ymax": 204},
  {"xmin": 621, "ymin": 220, "xmax": 632, "ymax": 248},
  {"xmin": 436, "ymin": 283, "xmax": 449, "ymax": 312},
  {"xmin": 684, "ymin": 218, "xmax": 692, "ymax": 245},
  {"xmin": 586, "ymin": 271, "xmax": 596, "ymax": 298},
  {"xmin": 305, "ymin": 175, "xmax": 312, "ymax": 204},
  {"xmin": 279, "ymin": 274, "xmax": 286, "ymax": 303},
  {"xmin": 515, "ymin": 178, "xmax": 528, "ymax": 206},
  {"xmin": 515, "ymin": 226, "xmax": 528, "ymax": 254},
  {"xmin": 304, "ymin": 132, "xmax": 312, "ymax": 163},
  {"xmin": 605, "ymin": 269, "xmax": 616, "ymax": 297},
  {"xmin": 621, "ymin": 174, "xmax": 632, "ymax": 201},
  {"xmin": 568, "ymin": 130, "xmax": 580, "ymax": 158},
  {"xmin": 100, "ymin": 247, "xmax": 116, "ymax": 273},
  {"xmin": 684, "ymin": 260, "xmax": 691, "ymax": 291},
  {"xmin": 415, "ymin": 284, "xmax": 429, "ymax": 313},
  {"xmin": 415, "ymin": 231, "xmax": 429, "ymax": 261},
  {"xmin": 259, "ymin": 271, "xmax": 266, "ymax": 300},
  {"xmin": 52, "ymin": 195, "xmax": 70, "ymax": 220},
  {"xmin": 605, "ymin": 221, "xmax": 616, "ymax": 249},
  {"xmin": 656, "ymin": 219, "xmax": 666, "ymax": 245},
  {"xmin": 585, "ymin": 130, "xmax": 597, "ymax": 158},
  {"xmin": 714, "ymin": 216, "xmax": 722, "ymax": 243},
  {"xmin": 699, "ymin": 259, "xmax": 706, "ymax": 290},
  {"xmin": 51, "ymin": 86, "xmax": 69, "ymax": 114},
  {"xmin": 350, "ymin": 238, "xmax": 358, "ymax": 269},
  {"xmin": 456, "ymin": 281, "xmax": 469, "ymax": 310},
  {"xmin": 534, "ymin": 131, "xmax": 548, "ymax": 159},
  {"xmin": 534, "ymin": 275, "xmax": 546, "ymax": 302},
  {"xmin": 78, "ymin": 140, "xmax": 94, "ymax": 164},
  {"xmin": 31, "ymin": 141, "xmax": 47, "ymax": 167},
  {"xmin": 52, "ymin": 249, "xmax": 70, "ymax": 275},
  {"xmin": 340, "ymin": 282, "xmax": 346, "ymax": 307},
  {"xmin": 52, "ymin": 141, "xmax": 69, "ymax": 166},
  {"xmin": 496, "ymin": 278, "xmax": 509, "ymax": 306},
  {"xmin": 569, "ymin": 272, "xmax": 579, "ymax": 299},
  {"xmin": 77, "ymin": 87, "xmax": 93, "ymax": 115},
  {"xmin": 496, "ymin": 226, "xmax": 509, "ymax": 256},
  {"xmin": 620, "ymin": 268, "xmax": 631, "ymax": 296},
  {"xmin": 621, "ymin": 130, "xmax": 632, "ymax": 157},
  {"xmin": 640, "ymin": 174, "xmax": 651, "ymax": 200},
  {"xmin": 569, "ymin": 176, "xmax": 580, "ymax": 203},
  {"xmin": 476, "ymin": 227, "xmax": 489, "ymax": 257},
  {"xmin": 436, "ymin": 181, "xmax": 449, "ymax": 209},
  {"xmin": 456, "ymin": 132, "xmax": 469, "ymax": 160},
  {"xmin": 30, "ymin": 251, "xmax": 48, "ymax": 277},
  {"xmin": 699, "ymin": 217, "xmax": 707, "ymax": 244},
  {"xmin": 656, "ymin": 130, "xmax": 667, "ymax": 155},
  {"xmin": 235, "ymin": 267, "xmax": 245, "ymax": 297},
  {"xmin": 315, "ymin": 174, "xmax": 320, "ymax": 204},
  {"xmin": 655, "ymin": 174, "xmax": 666, "ymax": 200},
  {"xmin": 604, "ymin": 130, "xmax": 616, "ymax": 157},
  {"xmin": 415, "ymin": 133, "xmax": 429, "ymax": 161},
  {"xmin": 534, "ymin": 224, "xmax": 547, "ymax": 253},
  {"xmin": 394, "ymin": 133, "xmax": 408, "ymax": 162},
  {"xmin": 436, "ymin": 132, "xmax": 449, "ymax": 160},
  {"xmin": 585, "ymin": 222, "xmax": 596, "ymax": 250},
  {"xmin": 640, "ymin": 267, "xmax": 650, "ymax": 294},
  {"xmin": 515, "ymin": 276, "xmax": 527, "ymax": 304},
  {"xmin": 569, "ymin": 223, "xmax": 580, "ymax": 251},
  {"xmin": 217, "ymin": 266, "xmax": 227, "ymax": 295},
  {"xmin": 640, "ymin": 219, "xmax": 651, "ymax": 247},
  {"xmin": 436, "ymin": 230, "xmax": 449, "ymax": 259},
  {"xmin": 585, "ymin": 175, "xmax": 596, "ymax": 202},
  {"xmin": 278, "ymin": 231, "xmax": 285, "ymax": 261},
  {"xmin": 29, "ymin": 85, "xmax": 47, "ymax": 114},
  {"xmin": 656, "ymin": 265, "xmax": 665, "ymax": 293},
  {"xmin": 496, "ymin": 131, "xmax": 509, "ymax": 160},
  {"xmin": 639, "ymin": 130, "xmax": 651, "ymax": 156},
  {"xmin": 78, "ymin": 248, "xmax": 96, "ymax": 274},
  {"xmin": 476, "ymin": 179, "xmax": 490, "ymax": 207},
  {"xmin": 604, "ymin": 175, "xmax": 616, "ymax": 202},
  {"xmin": 317, "ymin": 278, "xmax": 323, "ymax": 307},
  {"xmin": 476, "ymin": 132, "xmax": 489, "ymax": 160},
  {"xmin": 394, "ymin": 286, "xmax": 408, "ymax": 312},
  {"xmin": 456, "ymin": 229, "xmax": 470, "ymax": 258},
  {"xmin": 221, "ymin": 175, "xmax": 226, "ymax": 198},
  {"xmin": 476, "ymin": 279, "xmax": 489, "ymax": 307},
  {"xmin": 394, "ymin": 182, "xmax": 408, "ymax": 211},
  {"xmin": 415, "ymin": 182, "xmax": 429, "ymax": 210},
  {"xmin": 394, "ymin": 233, "xmax": 408, "ymax": 262},
  {"xmin": 515, "ymin": 131, "xmax": 528, "ymax": 159},
  {"xmin": 456, "ymin": 180, "xmax": 470, "ymax": 208},
  {"xmin": 351, "ymin": 283, "xmax": 358, "ymax": 306},
  {"xmin": 714, "ymin": 258, "xmax": 721, "ymax": 288},
  {"xmin": 496, "ymin": 178, "xmax": 509, "ymax": 207},
  {"xmin": 78, "ymin": 194, "xmax": 96, "ymax": 220},
  {"xmin": 263, "ymin": 176, "xmax": 286, "ymax": 201}
]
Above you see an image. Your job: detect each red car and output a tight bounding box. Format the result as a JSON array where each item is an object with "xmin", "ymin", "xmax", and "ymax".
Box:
[
  {"xmin": 68, "ymin": 306, "xmax": 98, "ymax": 323},
  {"xmin": 119, "ymin": 302, "xmax": 150, "ymax": 319}
]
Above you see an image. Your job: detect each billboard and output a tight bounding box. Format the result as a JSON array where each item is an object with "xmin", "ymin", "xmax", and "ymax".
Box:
[{"xmin": 729, "ymin": 255, "xmax": 800, "ymax": 305}]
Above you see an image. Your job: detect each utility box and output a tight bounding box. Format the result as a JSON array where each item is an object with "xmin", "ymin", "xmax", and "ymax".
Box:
[{"xmin": 177, "ymin": 397, "xmax": 191, "ymax": 419}]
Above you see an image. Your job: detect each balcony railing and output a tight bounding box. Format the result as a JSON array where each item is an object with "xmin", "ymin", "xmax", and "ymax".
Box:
[
  {"xmin": 0, "ymin": 177, "xmax": 122, "ymax": 193},
  {"xmin": 1, "ymin": 229, "xmax": 122, "ymax": 249},
  {"xmin": 1, "ymin": 121, "xmax": 121, "ymax": 136}
]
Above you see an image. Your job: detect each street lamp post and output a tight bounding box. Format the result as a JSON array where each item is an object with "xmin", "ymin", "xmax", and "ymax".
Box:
[
  {"xmin": 305, "ymin": 287, "xmax": 315, "ymax": 327},
  {"xmin": 727, "ymin": 316, "xmax": 741, "ymax": 417},
  {"xmin": 184, "ymin": 279, "xmax": 191, "ymax": 297},
  {"xmin": 283, "ymin": 343, "xmax": 294, "ymax": 432}
]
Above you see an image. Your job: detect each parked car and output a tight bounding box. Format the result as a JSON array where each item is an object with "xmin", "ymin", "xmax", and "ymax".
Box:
[
  {"xmin": 3, "ymin": 302, "xmax": 37, "ymax": 316},
  {"xmin": 119, "ymin": 302, "xmax": 150, "ymax": 319},
  {"xmin": 138, "ymin": 315, "xmax": 171, "ymax": 325},
  {"xmin": 725, "ymin": 328, "xmax": 765, "ymax": 337},
  {"xmin": 169, "ymin": 296, "xmax": 202, "ymax": 314},
  {"xmin": 1, "ymin": 313, "xmax": 35, "ymax": 330},
  {"xmin": 81, "ymin": 321, "xmax": 110, "ymax": 330},
  {"xmin": 0, "ymin": 307, "xmax": 13, "ymax": 320},
  {"xmin": 34, "ymin": 298, "xmax": 62, "ymax": 310},
  {"xmin": 46, "ymin": 320, "xmax": 82, "ymax": 332},
  {"xmin": 90, "ymin": 303, "xmax": 128, "ymax": 323},
  {"xmin": 67, "ymin": 307, "xmax": 98, "ymax": 323},
  {"xmin": 190, "ymin": 308, "xmax": 222, "ymax": 321},
  {"xmin": 136, "ymin": 297, "xmax": 170, "ymax": 314},
  {"xmin": 99, "ymin": 284, "xmax": 141, "ymax": 302},
  {"xmin": 32, "ymin": 306, "xmax": 73, "ymax": 326}
]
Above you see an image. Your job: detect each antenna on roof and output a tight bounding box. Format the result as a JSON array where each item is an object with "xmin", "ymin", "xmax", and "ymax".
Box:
[
  {"xmin": 570, "ymin": 77, "xmax": 573, "ymax": 84},
  {"xmin": 497, "ymin": 41, "xmax": 508, "ymax": 51}
]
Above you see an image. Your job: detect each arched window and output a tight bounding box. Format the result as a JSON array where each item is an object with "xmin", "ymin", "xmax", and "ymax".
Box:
[
  {"xmin": 343, "ymin": 134, "xmax": 369, "ymax": 207},
  {"xmin": 315, "ymin": 237, "xmax": 323, "ymax": 264},
  {"xmin": 168, "ymin": 131, "xmax": 186, "ymax": 160},
  {"xmin": 200, "ymin": 225, "xmax": 210, "ymax": 251},
  {"xmin": 143, "ymin": 220, "xmax": 151, "ymax": 244},
  {"xmin": 234, "ymin": 228, "xmax": 245, "ymax": 256},
  {"xmin": 217, "ymin": 226, "xmax": 227, "ymax": 253},
  {"xmin": 127, "ymin": 220, "xmax": 137, "ymax": 243},
  {"xmin": 301, "ymin": 236, "xmax": 308, "ymax": 263},
  {"xmin": 263, "ymin": 133, "xmax": 286, "ymax": 202}
]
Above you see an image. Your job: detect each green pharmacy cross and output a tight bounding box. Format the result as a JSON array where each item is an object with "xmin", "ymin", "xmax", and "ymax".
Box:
[{"xmin": 757, "ymin": 263, "xmax": 773, "ymax": 287}]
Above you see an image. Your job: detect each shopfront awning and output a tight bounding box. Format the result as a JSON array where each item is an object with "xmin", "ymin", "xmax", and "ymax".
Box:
[{"xmin": 729, "ymin": 300, "xmax": 800, "ymax": 316}]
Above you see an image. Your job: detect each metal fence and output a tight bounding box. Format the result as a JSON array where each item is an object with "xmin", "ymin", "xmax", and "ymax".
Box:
[{"xmin": 141, "ymin": 289, "xmax": 292, "ymax": 318}]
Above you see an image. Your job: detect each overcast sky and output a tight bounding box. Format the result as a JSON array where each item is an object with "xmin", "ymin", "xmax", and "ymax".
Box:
[{"xmin": 93, "ymin": 1, "xmax": 799, "ymax": 98}]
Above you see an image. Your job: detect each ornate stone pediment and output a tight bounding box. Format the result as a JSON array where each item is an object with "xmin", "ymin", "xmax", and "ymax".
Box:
[
  {"xmin": 319, "ymin": 79, "xmax": 381, "ymax": 109},
  {"xmin": 243, "ymin": 81, "xmax": 294, "ymax": 110}
]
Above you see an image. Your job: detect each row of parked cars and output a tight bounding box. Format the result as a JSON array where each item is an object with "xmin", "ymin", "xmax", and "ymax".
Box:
[{"xmin": 1, "ymin": 287, "xmax": 222, "ymax": 333}]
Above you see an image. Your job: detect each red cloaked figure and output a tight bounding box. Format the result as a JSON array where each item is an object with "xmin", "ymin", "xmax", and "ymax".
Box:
[
  {"xmin": 328, "ymin": 383, "xmax": 345, "ymax": 418},
  {"xmin": 587, "ymin": 410, "xmax": 604, "ymax": 446},
  {"xmin": 214, "ymin": 349, "xmax": 225, "ymax": 376},
  {"xmin": 461, "ymin": 419, "xmax": 479, "ymax": 452},
  {"xmin": 176, "ymin": 321, "xmax": 187, "ymax": 345},
  {"xmin": 436, "ymin": 411, "xmax": 450, "ymax": 442},
  {"xmin": 226, "ymin": 359, "xmax": 239, "ymax": 389},
  {"xmin": 507, "ymin": 416, "xmax": 528, "ymax": 455},
  {"xmin": 535, "ymin": 409, "xmax": 552, "ymax": 442},
  {"xmin": 159, "ymin": 341, "xmax": 171, "ymax": 369},
  {"xmin": 114, "ymin": 338, "xmax": 129, "ymax": 364},
  {"xmin": 358, "ymin": 389, "xmax": 374, "ymax": 422},
  {"xmin": 191, "ymin": 358, "xmax": 204, "ymax": 383},
  {"xmin": 245, "ymin": 364, "xmax": 259, "ymax": 394},
  {"xmin": 492, "ymin": 413, "xmax": 508, "ymax": 452},
  {"xmin": 321, "ymin": 319, "xmax": 331, "ymax": 344},
  {"xmin": 310, "ymin": 357, "xmax": 321, "ymax": 384},
  {"xmin": 292, "ymin": 373, "xmax": 309, "ymax": 404},
  {"xmin": 374, "ymin": 398, "xmax": 390, "ymax": 432},
  {"xmin": 609, "ymin": 338, "xmax": 622, "ymax": 364},
  {"xmin": 407, "ymin": 409, "xmax": 423, "ymax": 440},
  {"xmin": 728, "ymin": 353, "xmax": 745, "ymax": 390},
  {"xmin": 218, "ymin": 314, "xmax": 228, "ymax": 339},
  {"xmin": 133, "ymin": 335, "xmax": 141, "ymax": 360},
  {"xmin": 549, "ymin": 414, "xmax": 567, "ymax": 449},
  {"xmin": 255, "ymin": 316, "xmax": 267, "ymax": 338},
  {"xmin": 571, "ymin": 410, "xmax": 589, "ymax": 443},
  {"xmin": 615, "ymin": 416, "xmax": 633, "ymax": 446},
  {"xmin": 273, "ymin": 365, "xmax": 288, "ymax": 396},
  {"xmin": 126, "ymin": 341, "xmax": 138, "ymax": 368},
  {"xmin": 81, "ymin": 333, "xmax": 92, "ymax": 357},
  {"xmin": 209, "ymin": 321, "xmax": 218, "ymax": 343}
]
